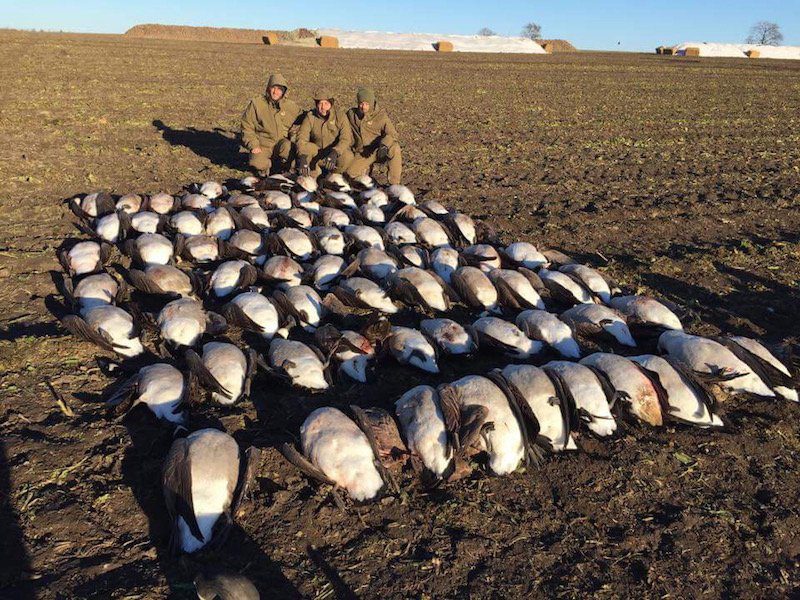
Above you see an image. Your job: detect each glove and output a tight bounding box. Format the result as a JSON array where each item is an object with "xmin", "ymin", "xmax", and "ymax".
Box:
[
  {"xmin": 296, "ymin": 155, "xmax": 310, "ymax": 176},
  {"xmin": 376, "ymin": 144, "xmax": 390, "ymax": 162},
  {"xmin": 322, "ymin": 149, "xmax": 339, "ymax": 172}
]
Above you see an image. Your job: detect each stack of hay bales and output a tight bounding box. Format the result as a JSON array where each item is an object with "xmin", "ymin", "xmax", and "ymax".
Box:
[
  {"xmin": 434, "ymin": 40, "xmax": 454, "ymax": 52},
  {"xmin": 262, "ymin": 32, "xmax": 279, "ymax": 45},
  {"xmin": 541, "ymin": 42, "xmax": 554, "ymax": 54},
  {"xmin": 684, "ymin": 47, "xmax": 700, "ymax": 57},
  {"xmin": 537, "ymin": 39, "xmax": 577, "ymax": 53},
  {"xmin": 656, "ymin": 46, "xmax": 675, "ymax": 55},
  {"xmin": 317, "ymin": 36, "xmax": 339, "ymax": 48}
]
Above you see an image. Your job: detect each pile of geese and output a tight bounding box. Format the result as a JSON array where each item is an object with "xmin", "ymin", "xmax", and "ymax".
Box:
[{"xmin": 56, "ymin": 171, "xmax": 799, "ymax": 565}]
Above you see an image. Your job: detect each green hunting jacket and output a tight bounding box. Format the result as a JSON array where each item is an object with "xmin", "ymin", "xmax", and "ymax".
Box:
[
  {"xmin": 296, "ymin": 104, "xmax": 353, "ymax": 158},
  {"xmin": 346, "ymin": 102, "xmax": 399, "ymax": 154},
  {"xmin": 240, "ymin": 89, "xmax": 302, "ymax": 152}
]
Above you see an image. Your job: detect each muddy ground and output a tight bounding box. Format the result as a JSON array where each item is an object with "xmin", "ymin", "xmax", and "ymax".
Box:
[{"xmin": 1, "ymin": 30, "xmax": 799, "ymax": 599}]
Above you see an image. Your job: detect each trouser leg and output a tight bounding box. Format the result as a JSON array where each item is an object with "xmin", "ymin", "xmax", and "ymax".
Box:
[
  {"xmin": 270, "ymin": 138, "xmax": 294, "ymax": 175},
  {"xmin": 248, "ymin": 147, "xmax": 273, "ymax": 176},
  {"xmin": 385, "ymin": 144, "xmax": 402, "ymax": 185},
  {"xmin": 346, "ymin": 152, "xmax": 376, "ymax": 179},
  {"xmin": 334, "ymin": 149, "xmax": 355, "ymax": 174}
]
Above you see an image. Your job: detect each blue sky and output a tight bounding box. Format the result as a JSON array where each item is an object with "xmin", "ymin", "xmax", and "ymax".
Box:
[{"xmin": 1, "ymin": 0, "xmax": 797, "ymax": 51}]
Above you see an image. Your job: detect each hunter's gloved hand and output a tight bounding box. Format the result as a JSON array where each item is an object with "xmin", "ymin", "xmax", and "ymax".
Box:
[
  {"xmin": 321, "ymin": 149, "xmax": 339, "ymax": 172},
  {"xmin": 296, "ymin": 155, "xmax": 310, "ymax": 176},
  {"xmin": 376, "ymin": 144, "xmax": 390, "ymax": 162}
]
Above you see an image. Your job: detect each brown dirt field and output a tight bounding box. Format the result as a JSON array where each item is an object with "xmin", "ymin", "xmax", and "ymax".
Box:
[{"xmin": 2, "ymin": 29, "xmax": 800, "ymax": 599}]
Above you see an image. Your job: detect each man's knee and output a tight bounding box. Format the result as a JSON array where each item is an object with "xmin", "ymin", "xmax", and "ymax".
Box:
[
  {"xmin": 335, "ymin": 150, "xmax": 355, "ymax": 173},
  {"xmin": 248, "ymin": 150, "xmax": 271, "ymax": 174},
  {"xmin": 274, "ymin": 138, "xmax": 293, "ymax": 160}
]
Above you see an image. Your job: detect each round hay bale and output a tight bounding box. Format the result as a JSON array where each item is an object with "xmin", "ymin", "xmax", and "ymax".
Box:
[
  {"xmin": 434, "ymin": 40, "xmax": 454, "ymax": 52},
  {"xmin": 746, "ymin": 49, "xmax": 760, "ymax": 59},
  {"xmin": 317, "ymin": 36, "xmax": 339, "ymax": 48},
  {"xmin": 262, "ymin": 32, "xmax": 279, "ymax": 45}
]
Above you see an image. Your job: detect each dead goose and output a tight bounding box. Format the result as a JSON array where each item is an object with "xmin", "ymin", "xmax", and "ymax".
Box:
[
  {"xmin": 358, "ymin": 203, "xmax": 386, "ymax": 225},
  {"xmin": 437, "ymin": 375, "xmax": 525, "ymax": 475},
  {"xmin": 62, "ymin": 271, "xmax": 121, "ymax": 313},
  {"xmin": 194, "ymin": 571, "xmax": 259, "ymax": 600},
  {"xmin": 389, "ymin": 267, "xmax": 453, "ymax": 313},
  {"xmin": 175, "ymin": 234, "xmax": 225, "ymax": 264},
  {"xmin": 389, "ymin": 244, "xmax": 429, "ymax": 269},
  {"xmin": 487, "ymin": 268, "xmax": 545, "ymax": 310},
  {"xmin": 543, "ymin": 361, "xmax": 617, "ymax": 437},
  {"xmin": 265, "ymin": 338, "xmax": 329, "ymax": 390},
  {"xmin": 170, "ymin": 210, "xmax": 206, "ymax": 236},
  {"xmin": 420, "ymin": 199, "xmax": 450, "ymax": 216},
  {"xmin": 390, "ymin": 203, "xmax": 427, "ymax": 223},
  {"xmin": 272, "ymin": 285, "xmax": 325, "ymax": 331},
  {"xmin": 311, "ymin": 226, "xmax": 346, "ymax": 255},
  {"xmin": 384, "ymin": 221, "xmax": 417, "ymax": 246},
  {"xmin": 279, "ymin": 407, "xmax": 385, "ymax": 501},
  {"xmin": 116, "ymin": 193, "xmax": 144, "ymax": 214},
  {"xmin": 104, "ymin": 362, "xmax": 188, "ymax": 424},
  {"xmin": 629, "ymin": 354, "xmax": 723, "ymax": 428},
  {"xmin": 351, "ymin": 173, "xmax": 376, "ymax": 191},
  {"xmin": 332, "ymin": 277, "xmax": 398, "ymax": 314},
  {"xmin": 496, "ymin": 364, "xmax": 577, "ymax": 452},
  {"xmin": 559, "ymin": 264, "xmax": 615, "ymax": 304},
  {"xmin": 127, "ymin": 211, "xmax": 163, "ymax": 235},
  {"xmin": 208, "ymin": 260, "xmax": 259, "ymax": 299},
  {"xmin": 470, "ymin": 316, "xmax": 543, "ymax": 359},
  {"xmin": 450, "ymin": 266, "xmax": 499, "ymax": 313},
  {"xmin": 323, "ymin": 190, "xmax": 357, "ymax": 210},
  {"xmin": 387, "ymin": 326, "xmax": 439, "ymax": 373},
  {"xmin": 199, "ymin": 180, "xmax": 224, "ymax": 199},
  {"xmin": 411, "ymin": 217, "xmax": 452, "ymax": 249},
  {"xmin": 127, "ymin": 264, "xmax": 199, "ymax": 299},
  {"xmin": 267, "ymin": 227, "xmax": 317, "ymax": 262},
  {"xmin": 261, "ymin": 256, "xmax": 303, "ymax": 288},
  {"xmin": 222, "ymin": 291, "xmax": 289, "ymax": 341},
  {"xmin": 344, "ymin": 225, "xmax": 385, "ymax": 250},
  {"xmin": 69, "ymin": 191, "xmax": 115, "ymax": 220},
  {"xmin": 323, "ymin": 172, "xmax": 351, "ymax": 192},
  {"xmin": 186, "ymin": 342, "xmax": 256, "ymax": 405},
  {"xmin": 714, "ymin": 336, "xmax": 798, "ymax": 401},
  {"xmin": 501, "ymin": 242, "xmax": 547, "ymax": 269},
  {"xmin": 608, "ymin": 295, "xmax": 683, "ymax": 332},
  {"xmin": 147, "ymin": 192, "xmax": 179, "ymax": 215},
  {"xmin": 657, "ymin": 330, "xmax": 774, "ymax": 398},
  {"xmin": 360, "ymin": 187, "xmax": 389, "ymax": 208},
  {"xmin": 541, "ymin": 249, "xmax": 576, "ymax": 267},
  {"xmin": 239, "ymin": 205, "xmax": 271, "ymax": 230},
  {"xmin": 560, "ymin": 304, "xmax": 636, "ymax": 347},
  {"xmin": 228, "ymin": 229, "xmax": 266, "ymax": 259},
  {"xmin": 347, "ymin": 248, "xmax": 398, "ymax": 281},
  {"xmin": 204, "ymin": 207, "xmax": 236, "ymax": 240},
  {"xmin": 430, "ymin": 247, "xmax": 460, "ymax": 284},
  {"xmin": 318, "ymin": 206, "xmax": 351, "ymax": 228},
  {"xmin": 442, "ymin": 212, "xmax": 477, "ymax": 247},
  {"xmin": 394, "ymin": 385, "xmax": 453, "ymax": 477},
  {"xmin": 387, "ymin": 184, "xmax": 415, "ymax": 205},
  {"xmin": 123, "ymin": 233, "xmax": 174, "ymax": 267},
  {"xmin": 420, "ymin": 318, "xmax": 477, "ymax": 355},
  {"xmin": 314, "ymin": 324, "xmax": 375, "ymax": 383},
  {"xmin": 61, "ymin": 304, "xmax": 145, "ymax": 357},
  {"xmin": 515, "ymin": 309, "xmax": 581, "ymax": 359},
  {"xmin": 156, "ymin": 297, "xmax": 227, "ymax": 349},
  {"xmin": 580, "ymin": 353, "xmax": 664, "ymax": 426},
  {"xmin": 275, "ymin": 207, "xmax": 314, "ymax": 229},
  {"xmin": 305, "ymin": 254, "xmax": 347, "ymax": 291},
  {"xmin": 462, "ymin": 244, "xmax": 502, "ymax": 272},
  {"xmin": 537, "ymin": 268, "xmax": 594, "ymax": 305},
  {"xmin": 262, "ymin": 190, "xmax": 293, "ymax": 210},
  {"xmin": 93, "ymin": 212, "xmax": 123, "ymax": 243},
  {"xmin": 182, "ymin": 193, "xmax": 214, "ymax": 213},
  {"xmin": 162, "ymin": 429, "xmax": 259, "ymax": 553},
  {"xmin": 60, "ymin": 240, "xmax": 112, "ymax": 276}
]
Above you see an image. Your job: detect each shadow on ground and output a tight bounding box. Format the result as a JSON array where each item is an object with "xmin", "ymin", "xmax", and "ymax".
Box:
[{"xmin": 153, "ymin": 120, "xmax": 245, "ymax": 171}]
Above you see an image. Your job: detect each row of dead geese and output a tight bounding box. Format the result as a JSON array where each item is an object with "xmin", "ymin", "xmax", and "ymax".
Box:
[{"xmin": 56, "ymin": 174, "xmax": 799, "ymax": 567}]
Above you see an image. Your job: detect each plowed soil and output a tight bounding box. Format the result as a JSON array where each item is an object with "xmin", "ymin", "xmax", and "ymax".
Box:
[{"xmin": 1, "ymin": 30, "xmax": 799, "ymax": 599}]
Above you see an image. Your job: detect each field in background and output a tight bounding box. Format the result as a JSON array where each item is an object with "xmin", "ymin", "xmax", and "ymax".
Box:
[{"xmin": 1, "ymin": 29, "xmax": 800, "ymax": 598}]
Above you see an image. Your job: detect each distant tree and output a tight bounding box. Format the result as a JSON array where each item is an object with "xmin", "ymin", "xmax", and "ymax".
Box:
[
  {"xmin": 477, "ymin": 27, "xmax": 497, "ymax": 36},
  {"xmin": 745, "ymin": 21, "xmax": 784, "ymax": 45},
  {"xmin": 521, "ymin": 22, "xmax": 542, "ymax": 40}
]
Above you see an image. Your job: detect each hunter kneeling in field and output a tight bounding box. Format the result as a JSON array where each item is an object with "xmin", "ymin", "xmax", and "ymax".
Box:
[
  {"xmin": 240, "ymin": 73, "xmax": 302, "ymax": 176},
  {"xmin": 295, "ymin": 89, "xmax": 354, "ymax": 177},
  {"xmin": 346, "ymin": 87, "xmax": 402, "ymax": 185}
]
